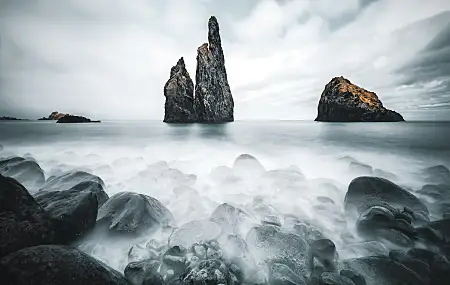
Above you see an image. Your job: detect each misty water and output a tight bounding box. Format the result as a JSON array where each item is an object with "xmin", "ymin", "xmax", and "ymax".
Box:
[{"xmin": 1, "ymin": 120, "xmax": 450, "ymax": 282}]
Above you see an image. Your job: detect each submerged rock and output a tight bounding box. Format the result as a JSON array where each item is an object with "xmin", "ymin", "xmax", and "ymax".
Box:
[
  {"xmin": 194, "ymin": 16, "xmax": 234, "ymax": 123},
  {"xmin": 181, "ymin": 259, "xmax": 236, "ymax": 285},
  {"xmin": 124, "ymin": 259, "xmax": 161, "ymax": 285},
  {"xmin": 315, "ymin": 77, "xmax": 404, "ymax": 122},
  {"xmin": 209, "ymin": 203, "xmax": 253, "ymax": 235},
  {"xmin": 0, "ymin": 174, "xmax": 57, "ymax": 258},
  {"xmin": 0, "ymin": 156, "xmax": 45, "ymax": 193},
  {"xmin": 163, "ymin": 57, "xmax": 196, "ymax": 123},
  {"xmin": 168, "ymin": 219, "xmax": 221, "ymax": 248},
  {"xmin": 0, "ymin": 245, "xmax": 130, "ymax": 285},
  {"xmin": 96, "ymin": 192, "xmax": 174, "ymax": 236},
  {"xmin": 34, "ymin": 188, "xmax": 98, "ymax": 243}
]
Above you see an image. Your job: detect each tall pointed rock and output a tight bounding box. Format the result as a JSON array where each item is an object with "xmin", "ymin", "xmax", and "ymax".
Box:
[
  {"xmin": 194, "ymin": 16, "xmax": 234, "ymax": 123},
  {"xmin": 163, "ymin": 57, "xmax": 196, "ymax": 123}
]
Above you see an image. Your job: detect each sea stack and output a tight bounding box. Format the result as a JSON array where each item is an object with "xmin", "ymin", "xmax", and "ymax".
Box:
[
  {"xmin": 315, "ymin": 77, "xmax": 404, "ymax": 122},
  {"xmin": 194, "ymin": 16, "xmax": 234, "ymax": 123},
  {"xmin": 163, "ymin": 57, "xmax": 196, "ymax": 123}
]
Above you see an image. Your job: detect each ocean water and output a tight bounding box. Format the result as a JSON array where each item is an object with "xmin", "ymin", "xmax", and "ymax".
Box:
[{"xmin": 1, "ymin": 120, "xmax": 449, "ymax": 272}]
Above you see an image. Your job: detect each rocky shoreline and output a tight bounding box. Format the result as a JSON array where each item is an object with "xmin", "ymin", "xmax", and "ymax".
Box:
[{"xmin": 0, "ymin": 151, "xmax": 449, "ymax": 285}]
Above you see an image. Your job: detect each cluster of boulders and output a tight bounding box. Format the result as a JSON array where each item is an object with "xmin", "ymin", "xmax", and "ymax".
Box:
[
  {"xmin": 1, "ymin": 152, "xmax": 450, "ymax": 285},
  {"xmin": 163, "ymin": 16, "xmax": 234, "ymax": 123}
]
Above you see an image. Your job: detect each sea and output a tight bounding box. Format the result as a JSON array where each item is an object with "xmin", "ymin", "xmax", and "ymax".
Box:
[{"xmin": 0, "ymin": 120, "xmax": 449, "ymax": 272}]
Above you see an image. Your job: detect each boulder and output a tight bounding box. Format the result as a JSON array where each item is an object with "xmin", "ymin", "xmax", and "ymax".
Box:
[
  {"xmin": 339, "ymin": 256, "xmax": 423, "ymax": 285},
  {"xmin": 163, "ymin": 57, "xmax": 196, "ymax": 123},
  {"xmin": 344, "ymin": 177, "xmax": 428, "ymax": 218},
  {"xmin": 69, "ymin": 180, "xmax": 109, "ymax": 207},
  {"xmin": 209, "ymin": 203, "xmax": 253, "ymax": 235},
  {"xmin": 124, "ymin": 259, "xmax": 161, "ymax": 285},
  {"xmin": 41, "ymin": 170, "xmax": 105, "ymax": 192},
  {"xmin": 319, "ymin": 272, "xmax": 355, "ymax": 285},
  {"xmin": 315, "ymin": 77, "xmax": 404, "ymax": 122},
  {"xmin": 96, "ymin": 192, "xmax": 174, "ymax": 236},
  {"xmin": 181, "ymin": 259, "xmax": 236, "ymax": 285},
  {"xmin": 0, "ymin": 157, "xmax": 45, "ymax": 193},
  {"xmin": 0, "ymin": 245, "xmax": 130, "ymax": 285},
  {"xmin": 233, "ymin": 154, "xmax": 266, "ymax": 178},
  {"xmin": 246, "ymin": 225, "xmax": 310, "ymax": 278},
  {"xmin": 168, "ymin": 219, "xmax": 221, "ymax": 248},
  {"xmin": 194, "ymin": 16, "xmax": 234, "ymax": 123},
  {"xmin": 0, "ymin": 174, "xmax": 57, "ymax": 258},
  {"xmin": 34, "ymin": 188, "xmax": 98, "ymax": 243},
  {"xmin": 269, "ymin": 263, "xmax": 307, "ymax": 285}
]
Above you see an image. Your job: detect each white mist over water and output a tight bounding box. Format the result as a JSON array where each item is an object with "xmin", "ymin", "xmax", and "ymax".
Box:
[{"xmin": 0, "ymin": 121, "xmax": 449, "ymax": 272}]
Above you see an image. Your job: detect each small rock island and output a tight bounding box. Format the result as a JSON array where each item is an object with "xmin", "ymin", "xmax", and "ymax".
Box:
[
  {"xmin": 56, "ymin": 115, "xmax": 100, "ymax": 123},
  {"xmin": 163, "ymin": 16, "xmax": 234, "ymax": 123},
  {"xmin": 315, "ymin": 77, "xmax": 404, "ymax": 122}
]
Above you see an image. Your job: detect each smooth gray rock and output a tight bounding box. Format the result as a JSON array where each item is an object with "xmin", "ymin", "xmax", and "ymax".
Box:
[{"xmin": 0, "ymin": 157, "xmax": 45, "ymax": 193}]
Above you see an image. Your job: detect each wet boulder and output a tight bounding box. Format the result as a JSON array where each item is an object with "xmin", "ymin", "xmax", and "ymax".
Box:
[
  {"xmin": 406, "ymin": 248, "xmax": 450, "ymax": 285},
  {"xmin": 0, "ymin": 174, "xmax": 57, "ymax": 258},
  {"xmin": 261, "ymin": 165, "xmax": 306, "ymax": 191},
  {"xmin": 96, "ymin": 192, "xmax": 174, "ymax": 236},
  {"xmin": 246, "ymin": 225, "xmax": 310, "ymax": 278},
  {"xmin": 319, "ymin": 272, "xmax": 355, "ymax": 285},
  {"xmin": 209, "ymin": 203, "xmax": 253, "ymax": 235},
  {"xmin": 168, "ymin": 219, "xmax": 221, "ymax": 248},
  {"xmin": 422, "ymin": 165, "xmax": 450, "ymax": 184},
  {"xmin": 340, "ymin": 241, "xmax": 389, "ymax": 259},
  {"xmin": 128, "ymin": 245, "xmax": 159, "ymax": 263},
  {"xmin": 34, "ymin": 188, "xmax": 98, "ymax": 243},
  {"xmin": 181, "ymin": 259, "xmax": 236, "ymax": 285},
  {"xmin": 69, "ymin": 181, "xmax": 109, "ymax": 207},
  {"xmin": 269, "ymin": 262, "xmax": 307, "ymax": 285},
  {"xmin": 41, "ymin": 170, "xmax": 105, "ymax": 192},
  {"xmin": 339, "ymin": 256, "xmax": 423, "ymax": 285},
  {"xmin": 349, "ymin": 161, "xmax": 373, "ymax": 175},
  {"xmin": 0, "ymin": 157, "xmax": 45, "ymax": 193},
  {"xmin": 0, "ymin": 245, "xmax": 130, "ymax": 285},
  {"xmin": 339, "ymin": 270, "xmax": 366, "ymax": 285},
  {"xmin": 124, "ymin": 259, "xmax": 161, "ymax": 285},
  {"xmin": 163, "ymin": 246, "xmax": 188, "ymax": 275},
  {"xmin": 309, "ymin": 239, "xmax": 338, "ymax": 272},
  {"xmin": 344, "ymin": 177, "xmax": 429, "ymax": 221}
]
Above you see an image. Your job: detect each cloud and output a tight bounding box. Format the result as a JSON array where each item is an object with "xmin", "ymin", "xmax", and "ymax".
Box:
[{"xmin": 0, "ymin": 0, "xmax": 450, "ymax": 120}]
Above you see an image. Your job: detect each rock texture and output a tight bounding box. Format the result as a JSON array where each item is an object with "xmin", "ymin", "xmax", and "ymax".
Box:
[
  {"xmin": 163, "ymin": 57, "xmax": 196, "ymax": 123},
  {"xmin": 315, "ymin": 77, "xmax": 404, "ymax": 122},
  {"xmin": 193, "ymin": 16, "xmax": 234, "ymax": 123}
]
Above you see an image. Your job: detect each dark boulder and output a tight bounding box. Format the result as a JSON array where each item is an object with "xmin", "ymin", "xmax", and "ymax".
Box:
[
  {"xmin": 56, "ymin": 114, "xmax": 100, "ymax": 123},
  {"xmin": 163, "ymin": 57, "xmax": 196, "ymax": 123},
  {"xmin": 41, "ymin": 170, "xmax": 105, "ymax": 192},
  {"xmin": 309, "ymin": 239, "xmax": 337, "ymax": 272},
  {"xmin": 422, "ymin": 165, "xmax": 450, "ymax": 184},
  {"xmin": 344, "ymin": 177, "xmax": 428, "ymax": 219},
  {"xmin": 339, "ymin": 256, "xmax": 423, "ymax": 285},
  {"xmin": 34, "ymin": 188, "xmax": 98, "ymax": 243},
  {"xmin": 0, "ymin": 174, "xmax": 57, "ymax": 258},
  {"xmin": 194, "ymin": 16, "xmax": 234, "ymax": 123},
  {"xmin": 124, "ymin": 259, "xmax": 161, "ymax": 285},
  {"xmin": 339, "ymin": 270, "xmax": 366, "ymax": 285},
  {"xmin": 315, "ymin": 77, "xmax": 404, "ymax": 122},
  {"xmin": 0, "ymin": 157, "xmax": 45, "ymax": 193},
  {"xmin": 406, "ymin": 248, "xmax": 450, "ymax": 285},
  {"xmin": 69, "ymin": 180, "xmax": 109, "ymax": 207},
  {"xmin": 0, "ymin": 245, "xmax": 130, "ymax": 285},
  {"xmin": 96, "ymin": 192, "xmax": 174, "ymax": 236}
]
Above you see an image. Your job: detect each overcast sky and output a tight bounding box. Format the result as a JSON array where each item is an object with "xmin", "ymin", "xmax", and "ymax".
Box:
[{"xmin": 1, "ymin": 0, "xmax": 450, "ymax": 120}]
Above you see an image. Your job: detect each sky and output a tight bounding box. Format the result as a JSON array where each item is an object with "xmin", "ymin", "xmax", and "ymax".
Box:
[{"xmin": 1, "ymin": 0, "xmax": 450, "ymax": 121}]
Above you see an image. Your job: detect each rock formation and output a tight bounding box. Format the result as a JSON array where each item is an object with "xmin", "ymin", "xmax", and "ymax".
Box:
[
  {"xmin": 56, "ymin": 115, "xmax": 100, "ymax": 123},
  {"xmin": 163, "ymin": 57, "xmax": 196, "ymax": 123},
  {"xmin": 315, "ymin": 77, "xmax": 404, "ymax": 122},
  {"xmin": 194, "ymin": 16, "xmax": 234, "ymax": 123},
  {"xmin": 38, "ymin": 111, "xmax": 66, "ymax": 120}
]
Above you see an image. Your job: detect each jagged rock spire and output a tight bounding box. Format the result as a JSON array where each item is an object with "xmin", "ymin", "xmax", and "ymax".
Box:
[{"xmin": 163, "ymin": 57, "xmax": 196, "ymax": 123}]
